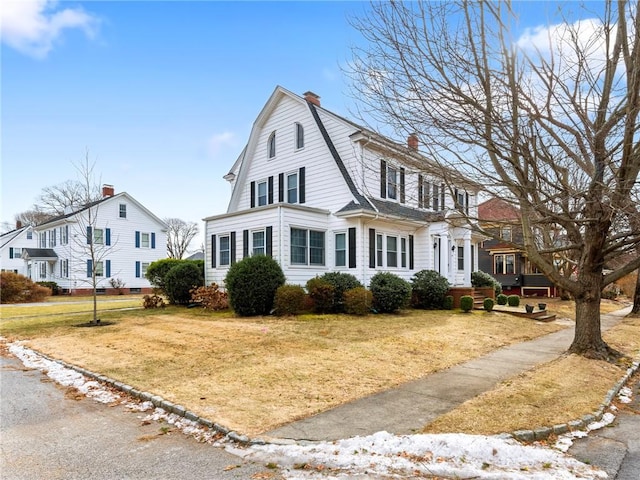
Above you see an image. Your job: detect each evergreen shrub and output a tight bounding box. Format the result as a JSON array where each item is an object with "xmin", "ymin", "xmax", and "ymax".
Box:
[
  {"xmin": 497, "ymin": 294, "xmax": 508, "ymax": 305},
  {"xmin": 471, "ymin": 270, "xmax": 502, "ymax": 296},
  {"xmin": 443, "ymin": 295, "xmax": 454, "ymax": 310},
  {"xmin": 369, "ymin": 272, "xmax": 411, "ymax": 313},
  {"xmin": 460, "ymin": 295, "xmax": 474, "ymax": 312},
  {"xmin": 483, "ymin": 297, "xmax": 495, "ymax": 311},
  {"xmin": 225, "ymin": 255, "xmax": 285, "ymax": 316},
  {"xmin": 410, "ymin": 269, "xmax": 450, "ymax": 309},
  {"xmin": 306, "ymin": 277, "xmax": 335, "ymax": 313},
  {"xmin": 317, "ymin": 272, "xmax": 363, "ymax": 312},
  {"xmin": 507, "ymin": 294, "xmax": 520, "ymax": 307},
  {"xmin": 164, "ymin": 262, "xmax": 205, "ymax": 305}
]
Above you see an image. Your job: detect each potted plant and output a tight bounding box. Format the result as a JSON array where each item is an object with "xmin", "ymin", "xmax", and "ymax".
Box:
[
  {"xmin": 525, "ymin": 304, "xmax": 534, "ymax": 314},
  {"xmin": 538, "ymin": 303, "xmax": 547, "ymax": 311}
]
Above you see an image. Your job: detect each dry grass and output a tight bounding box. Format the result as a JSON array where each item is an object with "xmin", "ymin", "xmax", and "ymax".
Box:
[
  {"xmin": 12, "ymin": 308, "xmax": 563, "ymax": 435},
  {"xmin": 422, "ymin": 309, "xmax": 640, "ymax": 436},
  {"xmin": 0, "ymin": 295, "xmax": 144, "ymax": 319}
]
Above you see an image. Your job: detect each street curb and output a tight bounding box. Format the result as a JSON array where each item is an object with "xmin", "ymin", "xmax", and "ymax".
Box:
[{"xmin": 511, "ymin": 358, "xmax": 640, "ymax": 443}]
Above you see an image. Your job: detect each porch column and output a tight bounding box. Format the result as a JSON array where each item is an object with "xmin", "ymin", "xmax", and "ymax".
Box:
[{"xmin": 464, "ymin": 237, "xmax": 472, "ymax": 286}]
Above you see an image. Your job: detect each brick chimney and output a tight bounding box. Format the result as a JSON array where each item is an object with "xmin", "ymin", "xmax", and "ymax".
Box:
[
  {"xmin": 303, "ymin": 91, "xmax": 320, "ymax": 106},
  {"xmin": 16, "ymin": 220, "xmax": 22, "ymax": 229},
  {"xmin": 102, "ymin": 184, "xmax": 115, "ymax": 197},
  {"xmin": 407, "ymin": 133, "xmax": 419, "ymax": 150}
]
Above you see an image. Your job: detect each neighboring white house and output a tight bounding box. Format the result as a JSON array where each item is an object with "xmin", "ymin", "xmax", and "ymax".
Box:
[
  {"xmin": 204, "ymin": 86, "xmax": 483, "ymax": 288},
  {"xmin": 0, "ymin": 223, "xmax": 37, "ymax": 276},
  {"xmin": 22, "ymin": 185, "xmax": 168, "ymax": 295}
]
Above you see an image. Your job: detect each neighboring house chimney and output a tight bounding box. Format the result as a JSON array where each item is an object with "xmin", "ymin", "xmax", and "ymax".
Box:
[
  {"xmin": 16, "ymin": 220, "xmax": 22, "ymax": 229},
  {"xmin": 303, "ymin": 91, "xmax": 321, "ymax": 106},
  {"xmin": 408, "ymin": 133, "xmax": 419, "ymax": 150},
  {"xmin": 102, "ymin": 184, "xmax": 115, "ymax": 197}
]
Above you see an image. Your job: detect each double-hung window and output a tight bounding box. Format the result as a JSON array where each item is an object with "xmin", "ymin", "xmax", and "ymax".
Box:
[
  {"xmin": 291, "ymin": 228, "xmax": 325, "ymax": 266},
  {"xmin": 257, "ymin": 181, "xmax": 268, "ymax": 207},
  {"xmin": 386, "ymin": 236, "xmax": 398, "ymax": 267},
  {"xmin": 494, "ymin": 254, "xmax": 515, "ymax": 274},
  {"xmin": 501, "ymin": 226, "xmax": 512, "ymax": 241},
  {"xmin": 457, "ymin": 246, "xmax": 464, "ymax": 270},
  {"xmin": 401, "ymin": 238, "xmax": 407, "ymax": 268},
  {"xmin": 119, "ymin": 204, "xmax": 127, "ymax": 218},
  {"xmin": 252, "ymin": 230, "xmax": 265, "ymax": 256},
  {"xmin": 287, "ymin": 172, "xmax": 298, "ymax": 204},
  {"xmin": 335, "ymin": 233, "xmax": 346, "ymax": 267},
  {"xmin": 219, "ymin": 235, "xmax": 230, "ymax": 266},
  {"xmin": 386, "ymin": 166, "xmax": 398, "ymax": 200},
  {"xmin": 141, "ymin": 232, "xmax": 150, "ymax": 248},
  {"xmin": 94, "ymin": 228, "xmax": 104, "ymax": 244},
  {"xmin": 95, "ymin": 261, "xmax": 104, "ymax": 277},
  {"xmin": 376, "ymin": 234, "xmax": 384, "ymax": 267}
]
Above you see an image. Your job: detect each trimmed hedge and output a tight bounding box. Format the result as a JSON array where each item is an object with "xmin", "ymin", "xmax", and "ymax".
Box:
[
  {"xmin": 1, "ymin": 272, "xmax": 50, "ymax": 303},
  {"xmin": 507, "ymin": 295, "xmax": 520, "ymax": 307},
  {"xmin": 443, "ymin": 295, "xmax": 454, "ymax": 310},
  {"xmin": 343, "ymin": 287, "xmax": 373, "ymax": 315},
  {"xmin": 274, "ymin": 284, "xmax": 306, "ymax": 316},
  {"xmin": 497, "ymin": 294, "xmax": 508, "ymax": 305},
  {"xmin": 164, "ymin": 262, "xmax": 205, "ymax": 304},
  {"xmin": 460, "ymin": 295, "xmax": 474, "ymax": 312},
  {"xmin": 317, "ymin": 272, "xmax": 363, "ymax": 312},
  {"xmin": 410, "ymin": 269, "xmax": 450, "ymax": 309},
  {"xmin": 483, "ymin": 297, "xmax": 495, "ymax": 311},
  {"xmin": 306, "ymin": 277, "xmax": 335, "ymax": 313}
]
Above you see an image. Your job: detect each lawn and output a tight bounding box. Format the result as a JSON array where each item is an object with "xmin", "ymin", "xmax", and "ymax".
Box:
[{"xmin": 0, "ymin": 301, "xmax": 567, "ymax": 436}]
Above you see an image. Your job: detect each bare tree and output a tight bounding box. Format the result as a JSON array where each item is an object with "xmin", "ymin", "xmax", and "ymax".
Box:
[
  {"xmin": 39, "ymin": 179, "xmax": 102, "ymax": 216},
  {"xmin": 165, "ymin": 218, "xmax": 199, "ymax": 259},
  {"xmin": 349, "ymin": 0, "xmax": 640, "ymax": 359},
  {"xmin": 14, "ymin": 208, "xmax": 55, "ymax": 227}
]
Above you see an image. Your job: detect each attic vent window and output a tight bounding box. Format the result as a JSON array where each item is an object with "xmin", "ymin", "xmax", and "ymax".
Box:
[
  {"xmin": 268, "ymin": 131, "xmax": 276, "ymax": 159},
  {"xmin": 295, "ymin": 122, "xmax": 304, "ymax": 150}
]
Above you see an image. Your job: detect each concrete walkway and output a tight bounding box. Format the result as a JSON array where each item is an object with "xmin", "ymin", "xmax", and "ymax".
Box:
[{"xmin": 265, "ymin": 308, "xmax": 631, "ymax": 442}]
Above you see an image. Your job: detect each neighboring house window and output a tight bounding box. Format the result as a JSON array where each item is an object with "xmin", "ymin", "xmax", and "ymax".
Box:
[
  {"xmin": 60, "ymin": 225, "xmax": 68, "ymax": 245},
  {"xmin": 335, "ymin": 233, "xmax": 346, "ymax": 267},
  {"xmin": 501, "ymin": 226, "xmax": 512, "ymax": 241},
  {"xmin": 268, "ymin": 131, "xmax": 276, "ymax": 159},
  {"xmin": 457, "ymin": 246, "xmax": 464, "ymax": 270},
  {"xmin": 9, "ymin": 247, "xmax": 22, "ymax": 258},
  {"xmin": 60, "ymin": 259, "xmax": 69, "ymax": 278},
  {"xmin": 219, "ymin": 235, "xmax": 230, "ymax": 266},
  {"xmin": 295, "ymin": 122, "xmax": 304, "ymax": 149},
  {"xmin": 257, "ymin": 180, "xmax": 268, "ymax": 207},
  {"xmin": 94, "ymin": 228, "xmax": 104, "ymax": 244},
  {"xmin": 376, "ymin": 234, "xmax": 384, "ymax": 267},
  {"xmin": 419, "ymin": 176, "xmax": 431, "ymax": 209},
  {"xmin": 252, "ymin": 230, "xmax": 265, "ymax": 256},
  {"xmin": 387, "ymin": 236, "xmax": 398, "ymax": 267},
  {"xmin": 290, "ymin": 228, "xmax": 325, "ymax": 266},
  {"xmin": 494, "ymin": 254, "xmax": 516, "ymax": 274},
  {"xmin": 39, "ymin": 262, "xmax": 46, "ymax": 278},
  {"xmin": 49, "ymin": 229, "xmax": 56, "ymax": 247},
  {"xmin": 95, "ymin": 261, "xmax": 104, "ymax": 277},
  {"xmin": 119, "ymin": 204, "xmax": 127, "ymax": 218},
  {"xmin": 141, "ymin": 262, "xmax": 149, "ymax": 278},
  {"xmin": 287, "ymin": 172, "xmax": 298, "ymax": 203},
  {"xmin": 26, "ymin": 231, "xmax": 33, "ymax": 239},
  {"xmin": 141, "ymin": 232, "xmax": 150, "ymax": 248},
  {"xmin": 40, "ymin": 232, "xmax": 46, "ymax": 248}
]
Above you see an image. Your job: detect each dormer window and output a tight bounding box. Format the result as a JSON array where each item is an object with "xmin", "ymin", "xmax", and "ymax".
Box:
[
  {"xmin": 268, "ymin": 131, "xmax": 276, "ymax": 159},
  {"xmin": 295, "ymin": 122, "xmax": 304, "ymax": 150},
  {"xmin": 454, "ymin": 188, "xmax": 470, "ymax": 214},
  {"xmin": 380, "ymin": 160, "xmax": 405, "ymax": 203}
]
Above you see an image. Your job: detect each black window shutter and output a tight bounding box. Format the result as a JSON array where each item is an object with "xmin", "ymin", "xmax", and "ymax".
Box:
[
  {"xmin": 250, "ymin": 181, "xmax": 256, "ymax": 208},
  {"xmin": 230, "ymin": 232, "xmax": 236, "ymax": 265},
  {"xmin": 266, "ymin": 226, "xmax": 273, "ymax": 257},
  {"xmin": 211, "ymin": 234, "xmax": 217, "ymax": 268},
  {"xmin": 369, "ymin": 228, "xmax": 376, "ymax": 268},
  {"xmin": 299, "ymin": 167, "xmax": 306, "ymax": 204},
  {"xmin": 409, "ymin": 235, "xmax": 414, "ymax": 270},
  {"xmin": 418, "ymin": 175, "xmax": 423, "ymax": 208},
  {"xmin": 243, "ymin": 229, "xmax": 249, "ymax": 258},
  {"xmin": 9, "ymin": 247, "xmax": 13, "ymax": 259},
  {"xmin": 348, "ymin": 227, "xmax": 356, "ymax": 268},
  {"xmin": 440, "ymin": 183, "xmax": 445, "ymax": 210},
  {"xmin": 268, "ymin": 176, "xmax": 274, "ymax": 204},
  {"xmin": 86, "ymin": 226, "xmax": 92, "ymax": 244},
  {"xmin": 454, "ymin": 188, "xmax": 459, "ymax": 209},
  {"xmin": 400, "ymin": 167, "xmax": 406, "ymax": 203},
  {"xmin": 465, "ymin": 192, "xmax": 470, "ymax": 215},
  {"xmin": 380, "ymin": 160, "xmax": 387, "ymax": 198},
  {"xmin": 278, "ymin": 173, "xmax": 284, "ymax": 202}
]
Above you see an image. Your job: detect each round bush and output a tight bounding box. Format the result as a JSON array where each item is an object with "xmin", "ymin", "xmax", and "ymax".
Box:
[
  {"xmin": 460, "ymin": 295, "xmax": 474, "ymax": 312},
  {"xmin": 164, "ymin": 262, "xmax": 205, "ymax": 305},
  {"xmin": 317, "ymin": 272, "xmax": 363, "ymax": 312},
  {"xmin": 306, "ymin": 277, "xmax": 335, "ymax": 313},
  {"xmin": 496, "ymin": 294, "xmax": 508, "ymax": 305},
  {"xmin": 1, "ymin": 272, "xmax": 50, "ymax": 303},
  {"xmin": 274, "ymin": 284, "xmax": 306, "ymax": 316},
  {"xmin": 145, "ymin": 258, "xmax": 184, "ymax": 293},
  {"xmin": 369, "ymin": 272, "xmax": 411, "ymax": 313},
  {"xmin": 471, "ymin": 270, "xmax": 502, "ymax": 296},
  {"xmin": 443, "ymin": 295, "xmax": 454, "ymax": 310},
  {"xmin": 225, "ymin": 255, "xmax": 285, "ymax": 316},
  {"xmin": 343, "ymin": 287, "xmax": 373, "ymax": 315},
  {"xmin": 410, "ymin": 269, "xmax": 450, "ymax": 309},
  {"xmin": 483, "ymin": 297, "xmax": 495, "ymax": 311},
  {"xmin": 507, "ymin": 294, "xmax": 520, "ymax": 307}
]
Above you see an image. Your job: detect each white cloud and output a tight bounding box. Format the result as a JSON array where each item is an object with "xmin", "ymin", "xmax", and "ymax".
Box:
[
  {"xmin": 0, "ymin": 0, "xmax": 99, "ymax": 59},
  {"xmin": 207, "ymin": 131, "xmax": 236, "ymax": 157}
]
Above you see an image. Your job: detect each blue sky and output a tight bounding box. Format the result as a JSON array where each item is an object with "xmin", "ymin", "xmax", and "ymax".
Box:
[{"xmin": 1, "ymin": 1, "xmax": 597, "ymax": 249}]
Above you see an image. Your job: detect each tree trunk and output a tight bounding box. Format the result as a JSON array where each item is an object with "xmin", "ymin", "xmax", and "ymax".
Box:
[{"xmin": 632, "ymin": 269, "xmax": 640, "ymax": 315}]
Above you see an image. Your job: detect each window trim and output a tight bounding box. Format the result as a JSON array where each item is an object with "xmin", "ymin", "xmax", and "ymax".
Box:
[
  {"xmin": 501, "ymin": 226, "xmax": 512, "ymax": 241},
  {"xmin": 335, "ymin": 232, "xmax": 347, "ymax": 267},
  {"xmin": 257, "ymin": 180, "xmax": 268, "ymax": 207},
  {"xmin": 251, "ymin": 229, "xmax": 266, "ymax": 256},
  {"xmin": 457, "ymin": 246, "xmax": 464, "ymax": 271},
  {"xmin": 119, "ymin": 203, "xmax": 127, "ymax": 218},
  {"xmin": 386, "ymin": 235, "xmax": 398, "ymax": 267},
  {"xmin": 494, "ymin": 253, "xmax": 516, "ymax": 275},
  {"xmin": 286, "ymin": 171, "xmax": 299, "ymax": 204},
  {"xmin": 219, "ymin": 234, "xmax": 231, "ymax": 266}
]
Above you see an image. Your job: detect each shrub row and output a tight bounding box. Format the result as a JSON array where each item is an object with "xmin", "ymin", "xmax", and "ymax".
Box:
[{"xmin": 1, "ymin": 272, "xmax": 51, "ymax": 303}]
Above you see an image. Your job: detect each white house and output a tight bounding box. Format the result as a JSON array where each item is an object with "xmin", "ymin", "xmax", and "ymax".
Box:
[
  {"xmin": 204, "ymin": 86, "xmax": 483, "ymax": 288},
  {"xmin": 22, "ymin": 185, "xmax": 168, "ymax": 295},
  {"xmin": 0, "ymin": 223, "xmax": 37, "ymax": 276}
]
